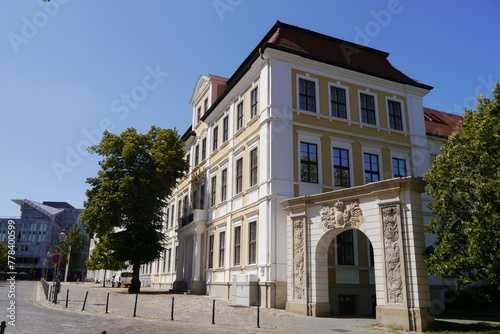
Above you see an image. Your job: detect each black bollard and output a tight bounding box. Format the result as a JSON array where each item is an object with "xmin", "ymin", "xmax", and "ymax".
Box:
[
  {"xmin": 105, "ymin": 292, "xmax": 110, "ymax": 314},
  {"xmin": 65, "ymin": 289, "xmax": 69, "ymax": 308},
  {"xmin": 170, "ymin": 297, "xmax": 174, "ymax": 321},
  {"xmin": 257, "ymin": 301, "xmax": 260, "ymax": 328},
  {"xmin": 212, "ymin": 299, "xmax": 215, "ymax": 324},
  {"xmin": 0, "ymin": 321, "xmax": 6, "ymax": 334},
  {"xmin": 133, "ymin": 294, "xmax": 138, "ymax": 317},
  {"xmin": 82, "ymin": 291, "xmax": 88, "ymax": 311}
]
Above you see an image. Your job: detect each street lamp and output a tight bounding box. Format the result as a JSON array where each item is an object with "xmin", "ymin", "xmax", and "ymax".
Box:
[{"xmin": 45, "ymin": 252, "xmax": 51, "ymax": 280}]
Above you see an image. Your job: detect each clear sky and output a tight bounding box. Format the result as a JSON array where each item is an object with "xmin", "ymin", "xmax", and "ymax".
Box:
[{"xmin": 1, "ymin": 0, "xmax": 499, "ymax": 216}]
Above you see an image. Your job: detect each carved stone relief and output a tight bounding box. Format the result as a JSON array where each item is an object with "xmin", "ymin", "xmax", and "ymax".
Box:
[
  {"xmin": 382, "ymin": 205, "xmax": 404, "ymax": 304},
  {"xmin": 293, "ymin": 219, "xmax": 305, "ymax": 300},
  {"xmin": 320, "ymin": 200, "xmax": 362, "ymax": 229}
]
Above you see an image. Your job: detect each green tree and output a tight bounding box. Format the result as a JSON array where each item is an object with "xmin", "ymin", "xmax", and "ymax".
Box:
[
  {"xmin": 81, "ymin": 126, "xmax": 188, "ymax": 293},
  {"xmin": 0, "ymin": 242, "xmax": 9, "ymax": 270},
  {"xmin": 52, "ymin": 224, "xmax": 88, "ymax": 279},
  {"xmin": 425, "ymin": 83, "xmax": 500, "ymax": 287},
  {"xmin": 86, "ymin": 235, "xmax": 127, "ymax": 287}
]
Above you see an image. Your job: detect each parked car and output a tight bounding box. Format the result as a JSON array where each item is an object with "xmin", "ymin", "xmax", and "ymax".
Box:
[{"xmin": 118, "ymin": 272, "xmax": 133, "ymax": 288}]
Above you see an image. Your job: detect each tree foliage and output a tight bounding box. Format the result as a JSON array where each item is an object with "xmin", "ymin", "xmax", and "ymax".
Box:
[
  {"xmin": 86, "ymin": 235, "xmax": 127, "ymax": 287},
  {"xmin": 425, "ymin": 83, "xmax": 500, "ymax": 287},
  {"xmin": 81, "ymin": 126, "xmax": 188, "ymax": 293},
  {"xmin": 0, "ymin": 242, "xmax": 8, "ymax": 270},
  {"xmin": 52, "ymin": 224, "xmax": 88, "ymax": 272}
]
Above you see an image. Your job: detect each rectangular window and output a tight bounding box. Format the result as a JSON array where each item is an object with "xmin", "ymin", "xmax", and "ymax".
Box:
[
  {"xmin": 364, "ymin": 153, "xmax": 380, "ymax": 183},
  {"xmin": 236, "ymin": 158, "xmax": 243, "ymax": 194},
  {"xmin": 178, "ymin": 199, "xmax": 182, "ymax": 218},
  {"xmin": 212, "ymin": 126, "xmax": 218, "ymax": 151},
  {"xmin": 197, "ymin": 106, "xmax": 201, "ymax": 123},
  {"xmin": 392, "ymin": 158, "xmax": 407, "ymax": 177},
  {"xmin": 388, "ymin": 100, "xmax": 403, "ymax": 130},
  {"xmin": 300, "ymin": 142, "xmax": 318, "ymax": 183},
  {"xmin": 337, "ymin": 230, "xmax": 354, "ymax": 265},
  {"xmin": 219, "ymin": 231, "xmax": 225, "ymax": 267},
  {"xmin": 237, "ymin": 102, "xmax": 244, "ymax": 130},
  {"xmin": 250, "ymin": 148, "xmax": 258, "ymax": 187},
  {"xmin": 200, "ymin": 184, "xmax": 205, "ymax": 210},
  {"xmin": 192, "ymin": 190, "xmax": 198, "ymax": 210},
  {"xmin": 170, "ymin": 205, "xmax": 175, "ymax": 228},
  {"xmin": 248, "ymin": 221, "xmax": 257, "ymax": 264},
  {"xmin": 330, "ymin": 86, "xmax": 347, "ymax": 118},
  {"xmin": 201, "ymin": 138, "xmax": 207, "ymax": 161},
  {"xmin": 211, "ymin": 176, "xmax": 217, "ymax": 207},
  {"xmin": 251, "ymin": 87, "xmax": 258, "ymax": 118},
  {"xmin": 165, "ymin": 207, "xmax": 170, "ymax": 229},
  {"xmin": 204, "ymin": 98, "xmax": 208, "ymax": 114},
  {"xmin": 208, "ymin": 235, "xmax": 214, "ymax": 269},
  {"xmin": 333, "ymin": 148, "xmax": 350, "ymax": 187},
  {"xmin": 234, "ymin": 226, "xmax": 241, "ymax": 265},
  {"xmin": 183, "ymin": 195, "xmax": 189, "ymax": 216},
  {"xmin": 167, "ymin": 248, "xmax": 172, "ymax": 272},
  {"xmin": 223, "ymin": 116, "xmax": 229, "ymax": 142},
  {"xmin": 174, "ymin": 245, "xmax": 178, "ymax": 271},
  {"xmin": 194, "ymin": 145, "xmax": 199, "ymax": 166},
  {"xmin": 360, "ymin": 93, "xmax": 376, "ymax": 125},
  {"xmin": 299, "ymin": 78, "xmax": 316, "ymax": 112},
  {"xmin": 221, "ymin": 169, "xmax": 227, "ymax": 201}
]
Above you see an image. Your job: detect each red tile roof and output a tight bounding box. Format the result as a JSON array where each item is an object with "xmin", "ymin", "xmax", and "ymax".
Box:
[
  {"xmin": 264, "ymin": 22, "xmax": 432, "ymax": 90},
  {"xmin": 202, "ymin": 21, "xmax": 432, "ymax": 122},
  {"xmin": 424, "ymin": 107, "xmax": 463, "ymax": 138}
]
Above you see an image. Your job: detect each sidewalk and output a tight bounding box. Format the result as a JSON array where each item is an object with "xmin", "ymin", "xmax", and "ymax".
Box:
[{"xmin": 39, "ymin": 282, "xmax": 416, "ymax": 334}]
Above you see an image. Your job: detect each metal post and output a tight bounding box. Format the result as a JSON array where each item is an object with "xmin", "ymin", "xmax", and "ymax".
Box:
[
  {"xmin": 82, "ymin": 291, "xmax": 88, "ymax": 311},
  {"xmin": 105, "ymin": 292, "xmax": 110, "ymax": 314},
  {"xmin": 0, "ymin": 321, "xmax": 6, "ymax": 334},
  {"xmin": 212, "ymin": 299, "xmax": 215, "ymax": 324},
  {"xmin": 48, "ymin": 285, "xmax": 52, "ymax": 301},
  {"xmin": 133, "ymin": 294, "xmax": 138, "ymax": 317},
  {"xmin": 64, "ymin": 245, "xmax": 71, "ymax": 282},
  {"xmin": 257, "ymin": 278, "xmax": 261, "ymax": 328},
  {"xmin": 170, "ymin": 297, "xmax": 174, "ymax": 321},
  {"xmin": 65, "ymin": 289, "xmax": 69, "ymax": 308}
]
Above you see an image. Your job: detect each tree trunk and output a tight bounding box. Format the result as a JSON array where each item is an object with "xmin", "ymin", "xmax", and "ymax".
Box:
[
  {"xmin": 102, "ymin": 269, "xmax": 107, "ymax": 288},
  {"xmin": 128, "ymin": 262, "xmax": 141, "ymax": 294}
]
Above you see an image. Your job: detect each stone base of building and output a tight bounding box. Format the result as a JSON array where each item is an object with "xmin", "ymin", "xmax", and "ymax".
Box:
[
  {"xmin": 376, "ymin": 305, "xmax": 434, "ymax": 331},
  {"xmin": 286, "ymin": 301, "xmax": 330, "ymax": 316},
  {"xmin": 188, "ymin": 280, "xmax": 206, "ymax": 295}
]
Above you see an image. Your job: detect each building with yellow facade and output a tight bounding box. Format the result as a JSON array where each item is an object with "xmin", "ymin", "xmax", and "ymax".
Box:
[{"xmin": 139, "ymin": 21, "xmax": 461, "ymax": 331}]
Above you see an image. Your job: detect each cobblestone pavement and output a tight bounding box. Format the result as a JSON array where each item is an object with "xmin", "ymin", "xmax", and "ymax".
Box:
[{"xmin": 1, "ymin": 280, "xmax": 424, "ymax": 334}]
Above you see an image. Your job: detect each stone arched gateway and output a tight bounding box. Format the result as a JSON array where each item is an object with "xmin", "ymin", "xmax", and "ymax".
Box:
[{"xmin": 281, "ymin": 177, "xmax": 434, "ymax": 331}]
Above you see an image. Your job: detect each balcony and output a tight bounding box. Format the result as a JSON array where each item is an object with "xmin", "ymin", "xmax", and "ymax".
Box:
[{"xmin": 177, "ymin": 209, "xmax": 209, "ymax": 228}]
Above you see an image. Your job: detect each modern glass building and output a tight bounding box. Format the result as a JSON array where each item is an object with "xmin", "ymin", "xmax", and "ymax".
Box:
[{"xmin": 0, "ymin": 199, "xmax": 87, "ymax": 280}]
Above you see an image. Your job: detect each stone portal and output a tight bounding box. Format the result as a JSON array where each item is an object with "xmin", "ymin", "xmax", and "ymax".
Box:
[{"xmin": 281, "ymin": 177, "xmax": 434, "ymax": 332}]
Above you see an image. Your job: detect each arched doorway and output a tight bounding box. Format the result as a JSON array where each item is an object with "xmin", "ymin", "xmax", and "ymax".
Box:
[{"xmin": 327, "ymin": 229, "xmax": 376, "ymax": 317}]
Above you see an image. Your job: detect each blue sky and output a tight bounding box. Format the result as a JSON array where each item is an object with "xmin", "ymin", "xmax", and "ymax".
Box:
[{"xmin": 1, "ymin": 0, "xmax": 499, "ymax": 216}]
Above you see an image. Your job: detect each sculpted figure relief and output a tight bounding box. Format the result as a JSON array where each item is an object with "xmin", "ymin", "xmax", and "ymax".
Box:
[
  {"xmin": 293, "ymin": 220, "xmax": 305, "ymax": 299},
  {"xmin": 321, "ymin": 200, "xmax": 361, "ymax": 229},
  {"xmin": 382, "ymin": 205, "xmax": 404, "ymax": 304}
]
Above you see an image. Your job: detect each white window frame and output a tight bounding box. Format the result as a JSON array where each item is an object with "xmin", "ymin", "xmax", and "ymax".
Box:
[
  {"xmin": 358, "ymin": 89, "xmax": 378, "ymax": 126},
  {"xmin": 328, "ymin": 81, "xmax": 350, "ymax": 120},
  {"xmin": 296, "ymin": 74, "xmax": 320, "ymax": 113},
  {"xmin": 329, "ymin": 137, "xmax": 354, "ymax": 188},
  {"xmin": 298, "ymin": 131, "xmax": 323, "ymax": 184},
  {"xmin": 390, "ymin": 149, "xmax": 410, "ymax": 178},
  {"xmin": 361, "ymin": 144, "xmax": 383, "ymax": 184},
  {"xmin": 385, "ymin": 96, "xmax": 406, "ymax": 132}
]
